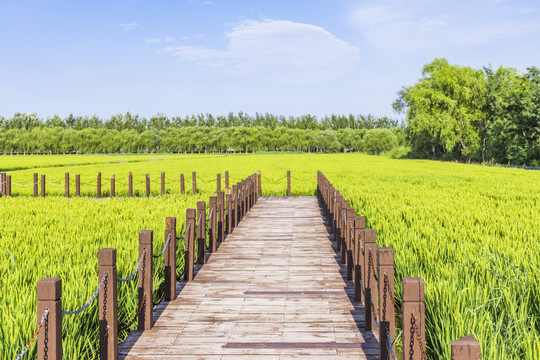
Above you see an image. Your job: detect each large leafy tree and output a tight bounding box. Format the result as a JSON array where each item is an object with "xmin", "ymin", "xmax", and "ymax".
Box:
[{"xmin": 394, "ymin": 58, "xmax": 488, "ymax": 161}]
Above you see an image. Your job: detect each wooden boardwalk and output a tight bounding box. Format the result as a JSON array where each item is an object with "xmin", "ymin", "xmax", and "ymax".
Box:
[{"xmin": 119, "ymin": 196, "xmax": 379, "ymax": 359}]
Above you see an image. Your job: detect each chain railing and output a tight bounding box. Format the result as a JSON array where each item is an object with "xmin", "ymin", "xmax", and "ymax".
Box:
[
  {"xmin": 14, "ymin": 308, "xmax": 49, "ymax": 360},
  {"xmin": 118, "ymin": 249, "xmax": 146, "ymax": 282},
  {"xmin": 62, "ymin": 274, "xmax": 108, "ymax": 315}
]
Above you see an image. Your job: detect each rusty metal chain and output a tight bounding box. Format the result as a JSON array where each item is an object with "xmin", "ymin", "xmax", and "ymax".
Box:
[
  {"xmin": 369, "ymin": 250, "xmax": 378, "ymax": 282},
  {"xmin": 14, "ymin": 308, "xmax": 49, "ymax": 360},
  {"xmin": 409, "ymin": 315, "xmax": 415, "ymax": 360},
  {"xmin": 367, "ymin": 251, "xmax": 372, "ymax": 289},
  {"xmin": 383, "ymin": 272, "xmax": 388, "ymax": 322},
  {"xmin": 43, "ymin": 314, "xmax": 49, "ymax": 360},
  {"xmin": 413, "ymin": 314, "xmax": 428, "ymax": 360}
]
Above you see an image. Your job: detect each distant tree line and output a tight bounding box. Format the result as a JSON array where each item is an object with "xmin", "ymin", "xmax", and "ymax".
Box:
[
  {"xmin": 0, "ymin": 113, "xmax": 405, "ymax": 154},
  {"xmin": 394, "ymin": 58, "xmax": 540, "ymax": 166}
]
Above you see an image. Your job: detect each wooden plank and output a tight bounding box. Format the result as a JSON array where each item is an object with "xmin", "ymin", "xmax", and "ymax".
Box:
[{"xmin": 119, "ymin": 197, "xmax": 379, "ymax": 359}]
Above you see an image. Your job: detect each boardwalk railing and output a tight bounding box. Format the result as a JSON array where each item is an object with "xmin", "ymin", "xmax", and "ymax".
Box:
[
  {"xmin": 0, "ymin": 171, "xmax": 238, "ymax": 198},
  {"xmin": 317, "ymin": 170, "xmax": 481, "ymax": 360},
  {"xmin": 14, "ymin": 172, "xmax": 259, "ymax": 360}
]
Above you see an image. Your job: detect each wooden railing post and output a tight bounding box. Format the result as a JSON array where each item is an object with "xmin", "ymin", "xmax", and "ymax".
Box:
[
  {"xmin": 192, "ymin": 171, "xmax": 196, "ymax": 195},
  {"xmin": 209, "ymin": 196, "xmax": 217, "ymax": 252},
  {"xmin": 76, "ymin": 174, "xmax": 80, "ymax": 197},
  {"xmin": 225, "ymin": 192, "xmax": 232, "ymax": 235},
  {"xmin": 287, "ymin": 170, "xmax": 291, "ymax": 196},
  {"xmin": 378, "ymin": 247, "xmax": 395, "ymax": 360},
  {"xmin": 37, "ymin": 278, "xmax": 62, "ymax": 360},
  {"xmin": 111, "ymin": 175, "xmax": 115, "ymax": 198},
  {"xmin": 65, "ymin": 173, "xmax": 69, "ymax": 198},
  {"xmin": 97, "ymin": 172, "xmax": 102, "ymax": 198},
  {"xmin": 258, "ymin": 171, "xmax": 262, "ymax": 197},
  {"xmin": 98, "ymin": 248, "xmax": 118, "ymax": 360},
  {"xmin": 451, "ymin": 335, "xmax": 481, "ymax": 360},
  {"xmin": 165, "ymin": 217, "xmax": 177, "ymax": 301},
  {"xmin": 41, "ymin": 175, "xmax": 46, "ymax": 197},
  {"xmin": 218, "ymin": 191, "xmax": 225, "ymax": 242},
  {"xmin": 340, "ymin": 199, "xmax": 349, "ymax": 257},
  {"xmin": 6, "ymin": 175, "xmax": 11, "ymax": 196},
  {"xmin": 197, "ymin": 201, "xmax": 206, "ymax": 265},
  {"xmin": 161, "ymin": 172, "xmax": 165, "ymax": 197},
  {"xmin": 403, "ymin": 277, "xmax": 425, "ymax": 360},
  {"xmin": 225, "ymin": 171, "xmax": 229, "ymax": 190},
  {"xmin": 346, "ymin": 207, "xmax": 355, "ymax": 279},
  {"xmin": 34, "ymin": 173, "xmax": 38, "ymax": 197},
  {"xmin": 180, "ymin": 174, "xmax": 185, "ymax": 194},
  {"xmin": 354, "ymin": 216, "xmax": 366, "ymax": 303},
  {"xmin": 363, "ymin": 229, "xmax": 377, "ymax": 332},
  {"xmin": 128, "ymin": 172, "xmax": 133, "ymax": 197},
  {"xmin": 232, "ymin": 185, "xmax": 238, "ymax": 228},
  {"xmin": 185, "ymin": 209, "xmax": 196, "ymax": 281},
  {"xmin": 138, "ymin": 230, "xmax": 153, "ymax": 330},
  {"xmin": 0, "ymin": 172, "xmax": 4, "ymax": 196},
  {"xmin": 217, "ymin": 173, "xmax": 221, "ymax": 193},
  {"xmin": 145, "ymin": 174, "xmax": 150, "ymax": 198}
]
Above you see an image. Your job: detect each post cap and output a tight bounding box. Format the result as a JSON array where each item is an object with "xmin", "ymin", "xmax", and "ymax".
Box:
[
  {"xmin": 402, "ymin": 277, "xmax": 425, "ymax": 302},
  {"xmin": 378, "ymin": 247, "xmax": 394, "ymax": 266},
  {"xmin": 37, "ymin": 278, "xmax": 62, "ymax": 301},
  {"xmin": 197, "ymin": 201, "xmax": 206, "ymax": 209},
  {"xmin": 363, "ymin": 229, "xmax": 377, "ymax": 243},
  {"xmin": 98, "ymin": 248, "xmax": 117, "ymax": 266},
  {"xmin": 451, "ymin": 335, "xmax": 481, "ymax": 359},
  {"xmin": 139, "ymin": 230, "xmax": 153, "ymax": 244},
  {"xmin": 209, "ymin": 196, "xmax": 217, "ymax": 204},
  {"xmin": 355, "ymin": 216, "xmax": 366, "ymax": 229},
  {"xmin": 166, "ymin": 217, "xmax": 176, "ymax": 229},
  {"xmin": 186, "ymin": 208, "xmax": 196, "ymax": 218}
]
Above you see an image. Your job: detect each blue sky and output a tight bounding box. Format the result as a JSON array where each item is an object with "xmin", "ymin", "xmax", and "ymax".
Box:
[{"xmin": 1, "ymin": 0, "xmax": 539, "ymax": 120}]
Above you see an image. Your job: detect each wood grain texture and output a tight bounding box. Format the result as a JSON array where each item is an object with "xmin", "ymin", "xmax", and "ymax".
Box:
[{"xmin": 119, "ymin": 197, "xmax": 379, "ymax": 359}]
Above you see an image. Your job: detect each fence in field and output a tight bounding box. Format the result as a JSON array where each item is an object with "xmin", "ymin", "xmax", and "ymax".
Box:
[
  {"xmin": 317, "ymin": 171, "xmax": 481, "ymax": 360},
  {"xmin": 11, "ymin": 170, "xmax": 482, "ymax": 360}
]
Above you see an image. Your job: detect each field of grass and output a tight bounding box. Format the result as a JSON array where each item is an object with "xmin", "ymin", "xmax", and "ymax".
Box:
[{"xmin": 1, "ymin": 153, "xmax": 539, "ymax": 359}]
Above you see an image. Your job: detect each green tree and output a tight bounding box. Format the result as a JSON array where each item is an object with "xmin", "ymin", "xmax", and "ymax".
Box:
[{"xmin": 363, "ymin": 129, "xmax": 398, "ymax": 155}]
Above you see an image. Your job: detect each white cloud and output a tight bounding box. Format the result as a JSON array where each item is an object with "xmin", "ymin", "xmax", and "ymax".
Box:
[
  {"xmin": 146, "ymin": 36, "xmax": 175, "ymax": 44},
  {"xmin": 164, "ymin": 19, "xmax": 360, "ymax": 84},
  {"xmin": 350, "ymin": 0, "xmax": 540, "ymax": 52},
  {"xmin": 115, "ymin": 22, "xmax": 141, "ymax": 31}
]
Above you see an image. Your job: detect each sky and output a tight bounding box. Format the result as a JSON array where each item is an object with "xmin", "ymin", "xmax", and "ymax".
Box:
[{"xmin": 1, "ymin": 0, "xmax": 539, "ymax": 120}]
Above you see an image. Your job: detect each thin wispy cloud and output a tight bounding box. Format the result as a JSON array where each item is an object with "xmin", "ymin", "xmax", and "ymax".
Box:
[
  {"xmin": 114, "ymin": 22, "xmax": 141, "ymax": 31},
  {"xmin": 350, "ymin": 0, "xmax": 540, "ymax": 53},
  {"xmin": 146, "ymin": 37, "xmax": 175, "ymax": 43},
  {"xmin": 164, "ymin": 19, "xmax": 360, "ymax": 84}
]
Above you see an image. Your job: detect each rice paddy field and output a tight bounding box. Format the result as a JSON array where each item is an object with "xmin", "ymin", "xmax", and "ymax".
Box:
[{"xmin": 1, "ymin": 153, "xmax": 539, "ymax": 359}]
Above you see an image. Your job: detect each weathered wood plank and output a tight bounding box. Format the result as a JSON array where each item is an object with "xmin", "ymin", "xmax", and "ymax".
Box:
[{"xmin": 119, "ymin": 197, "xmax": 379, "ymax": 359}]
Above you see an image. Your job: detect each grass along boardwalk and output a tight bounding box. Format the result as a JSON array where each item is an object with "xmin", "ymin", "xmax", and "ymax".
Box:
[{"xmin": 118, "ymin": 196, "xmax": 380, "ymax": 359}]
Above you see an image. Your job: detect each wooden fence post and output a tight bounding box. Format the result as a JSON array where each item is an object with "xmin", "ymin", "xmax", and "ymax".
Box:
[
  {"xmin": 33, "ymin": 173, "xmax": 38, "ymax": 197},
  {"xmin": 378, "ymin": 247, "xmax": 395, "ymax": 360},
  {"xmin": 37, "ymin": 278, "xmax": 62, "ymax": 360},
  {"xmin": 218, "ymin": 191, "xmax": 225, "ymax": 242},
  {"xmin": 65, "ymin": 173, "xmax": 69, "ymax": 198},
  {"xmin": 403, "ymin": 277, "xmax": 426, "ymax": 360},
  {"xmin": 76, "ymin": 175, "xmax": 80, "ymax": 197},
  {"xmin": 111, "ymin": 175, "xmax": 115, "ymax": 198},
  {"xmin": 451, "ymin": 335, "xmax": 481, "ymax": 360},
  {"xmin": 340, "ymin": 199, "xmax": 349, "ymax": 256},
  {"xmin": 97, "ymin": 172, "xmax": 102, "ymax": 198},
  {"xmin": 180, "ymin": 174, "xmax": 185, "ymax": 194},
  {"xmin": 161, "ymin": 172, "xmax": 165, "ymax": 197},
  {"xmin": 6, "ymin": 175, "xmax": 11, "ymax": 196},
  {"xmin": 98, "ymin": 248, "xmax": 118, "ymax": 360},
  {"xmin": 225, "ymin": 171, "xmax": 229, "ymax": 190},
  {"xmin": 41, "ymin": 175, "xmax": 46, "ymax": 197},
  {"xmin": 192, "ymin": 171, "xmax": 196, "ymax": 195},
  {"xmin": 258, "ymin": 171, "xmax": 262, "ymax": 197},
  {"xmin": 217, "ymin": 173, "xmax": 221, "ymax": 193},
  {"xmin": 165, "ymin": 217, "xmax": 177, "ymax": 301},
  {"xmin": 0, "ymin": 172, "xmax": 4, "ymax": 196},
  {"xmin": 138, "ymin": 230, "xmax": 153, "ymax": 330},
  {"xmin": 128, "ymin": 172, "xmax": 133, "ymax": 197},
  {"xmin": 197, "ymin": 201, "xmax": 206, "ymax": 265},
  {"xmin": 346, "ymin": 207, "xmax": 355, "ymax": 279},
  {"xmin": 232, "ymin": 185, "xmax": 238, "ymax": 228},
  {"xmin": 185, "ymin": 209, "xmax": 196, "ymax": 281},
  {"xmin": 363, "ymin": 229, "xmax": 378, "ymax": 332},
  {"xmin": 225, "ymin": 192, "xmax": 232, "ymax": 236},
  {"xmin": 145, "ymin": 174, "xmax": 150, "ymax": 198},
  {"xmin": 354, "ymin": 216, "xmax": 366, "ymax": 303},
  {"xmin": 287, "ymin": 170, "xmax": 291, "ymax": 196},
  {"xmin": 209, "ymin": 196, "xmax": 217, "ymax": 252}
]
